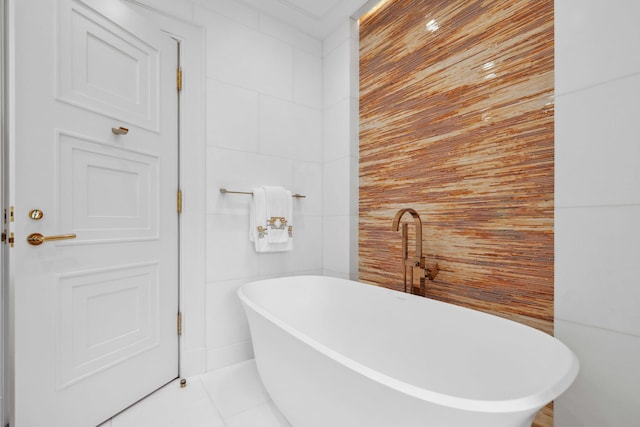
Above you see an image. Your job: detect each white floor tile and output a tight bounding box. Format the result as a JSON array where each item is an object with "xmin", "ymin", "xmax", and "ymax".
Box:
[
  {"xmin": 110, "ymin": 377, "xmax": 225, "ymax": 427},
  {"xmin": 201, "ymin": 359, "xmax": 272, "ymax": 418},
  {"xmin": 225, "ymin": 402, "xmax": 292, "ymax": 427},
  {"xmin": 102, "ymin": 359, "xmax": 289, "ymax": 427}
]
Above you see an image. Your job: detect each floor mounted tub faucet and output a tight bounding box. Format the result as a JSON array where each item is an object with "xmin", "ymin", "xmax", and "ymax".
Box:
[{"xmin": 392, "ymin": 208, "xmax": 439, "ymax": 296}]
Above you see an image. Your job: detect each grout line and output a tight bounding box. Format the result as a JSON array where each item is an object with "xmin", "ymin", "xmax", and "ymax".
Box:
[
  {"xmin": 555, "ymin": 317, "xmax": 640, "ymax": 340},
  {"xmin": 555, "ymin": 70, "xmax": 640, "ymax": 98},
  {"xmin": 555, "ymin": 203, "xmax": 640, "ymax": 210}
]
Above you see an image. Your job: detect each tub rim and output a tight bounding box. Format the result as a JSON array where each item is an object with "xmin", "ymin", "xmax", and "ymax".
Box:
[{"xmin": 238, "ymin": 274, "xmax": 580, "ymax": 414}]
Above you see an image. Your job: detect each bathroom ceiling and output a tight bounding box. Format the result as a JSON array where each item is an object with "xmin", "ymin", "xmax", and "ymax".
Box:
[{"xmin": 236, "ymin": 0, "xmax": 374, "ymax": 38}]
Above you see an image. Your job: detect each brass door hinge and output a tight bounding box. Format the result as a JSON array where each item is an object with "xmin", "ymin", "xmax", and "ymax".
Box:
[
  {"xmin": 10, "ymin": 206, "xmax": 14, "ymax": 222},
  {"xmin": 177, "ymin": 312, "xmax": 182, "ymax": 336},
  {"xmin": 8, "ymin": 232, "xmax": 14, "ymax": 248},
  {"xmin": 176, "ymin": 67, "xmax": 183, "ymax": 92},
  {"xmin": 177, "ymin": 190, "xmax": 182, "ymax": 214},
  {"xmin": 1, "ymin": 230, "xmax": 6, "ymax": 244}
]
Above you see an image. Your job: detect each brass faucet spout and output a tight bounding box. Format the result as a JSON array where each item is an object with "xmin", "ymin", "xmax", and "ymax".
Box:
[{"xmin": 391, "ymin": 208, "xmax": 422, "ymax": 261}]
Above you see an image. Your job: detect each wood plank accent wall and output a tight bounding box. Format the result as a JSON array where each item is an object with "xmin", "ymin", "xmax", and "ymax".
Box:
[{"xmin": 359, "ymin": 1, "xmax": 554, "ymax": 424}]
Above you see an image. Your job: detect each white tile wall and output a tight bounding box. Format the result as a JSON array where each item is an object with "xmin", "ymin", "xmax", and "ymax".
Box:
[
  {"xmin": 555, "ymin": 0, "xmax": 640, "ymax": 95},
  {"xmin": 259, "ymin": 14, "xmax": 322, "ymax": 57},
  {"xmin": 192, "ymin": 0, "xmax": 258, "ymax": 29},
  {"xmin": 206, "ymin": 81, "xmax": 259, "ymax": 153},
  {"xmin": 322, "ymin": 215, "xmax": 351, "ymax": 278},
  {"xmin": 259, "ymin": 96, "xmax": 322, "ymax": 161},
  {"xmin": 322, "ymin": 19, "xmax": 359, "ymax": 279},
  {"xmin": 323, "ymin": 98, "xmax": 351, "ymax": 161},
  {"xmin": 192, "ymin": 1, "xmax": 324, "ymax": 370},
  {"xmin": 204, "ymin": 14, "xmax": 292, "ymax": 96},
  {"xmin": 293, "ymin": 50, "xmax": 323, "ymax": 108},
  {"xmin": 555, "ymin": 75, "xmax": 640, "ymax": 207},
  {"xmin": 555, "ymin": 206, "xmax": 640, "ymax": 337},
  {"xmin": 555, "ymin": 320, "xmax": 640, "ymax": 427},
  {"xmin": 323, "ymin": 157, "xmax": 351, "ymax": 216},
  {"xmin": 555, "ymin": 0, "xmax": 640, "ymax": 424},
  {"xmin": 323, "ymin": 36, "xmax": 351, "ymax": 109}
]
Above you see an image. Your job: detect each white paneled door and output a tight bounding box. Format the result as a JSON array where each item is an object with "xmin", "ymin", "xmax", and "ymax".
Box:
[{"xmin": 11, "ymin": 0, "xmax": 179, "ymax": 425}]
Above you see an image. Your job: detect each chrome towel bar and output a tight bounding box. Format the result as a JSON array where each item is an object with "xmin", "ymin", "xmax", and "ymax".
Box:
[{"xmin": 219, "ymin": 188, "xmax": 306, "ymax": 199}]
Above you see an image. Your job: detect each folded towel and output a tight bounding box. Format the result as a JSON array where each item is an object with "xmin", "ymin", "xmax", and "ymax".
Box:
[
  {"xmin": 249, "ymin": 188, "xmax": 266, "ymax": 248},
  {"xmin": 264, "ymin": 186, "xmax": 292, "ymax": 244},
  {"xmin": 249, "ymin": 186, "xmax": 293, "ymax": 253}
]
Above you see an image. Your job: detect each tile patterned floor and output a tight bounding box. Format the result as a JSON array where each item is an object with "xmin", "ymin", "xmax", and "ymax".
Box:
[{"xmin": 99, "ymin": 360, "xmax": 291, "ymax": 427}]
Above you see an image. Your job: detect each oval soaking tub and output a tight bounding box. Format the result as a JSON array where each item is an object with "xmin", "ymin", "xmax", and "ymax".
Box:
[{"xmin": 238, "ymin": 275, "xmax": 578, "ymax": 427}]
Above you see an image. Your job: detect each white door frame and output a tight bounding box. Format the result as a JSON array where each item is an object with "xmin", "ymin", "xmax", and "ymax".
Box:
[
  {"xmin": 122, "ymin": 0, "xmax": 208, "ymax": 379},
  {"xmin": 0, "ymin": 0, "xmax": 206, "ymax": 423},
  {"xmin": 1, "ymin": 0, "xmax": 8, "ymax": 424}
]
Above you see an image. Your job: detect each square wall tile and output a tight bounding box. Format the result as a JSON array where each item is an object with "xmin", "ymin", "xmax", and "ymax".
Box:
[
  {"xmin": 289, "ymin": 215, "xmax": 323, "ymax": 273},
  {"xmin": 193, "ymin": 1, "xmax": 258, "ymax": 29},
  {"xmin": 293, "ymin": 49, "xmax": 323, "ymax": 109},
  {"xmin": 204, "ymin": 11, "xmax": 293, "ymax": 99},
  {"xmin": 131, "ymin": 0, "xmax": 193, "ymax": 22},
  {"xmin": 206, "ymin": 279, "xmax": 252, "ymax": 350},
  {"xmin": 349, "ymin": 214, "xmax": 359, "ymax": 279},
  {"xmin": 323, "ymin": 98, "xmax": 351, "ymax": 162},
  {"xmin": 293, "ymin": 161, "xmax": 322, "ymax": 216},
  {"xmin": 321, "ymin": 269, "xmax": 350, "ymax": 280},
  {"xmin": 555, "ymin": 0, "xmax": 640, "ymax": 95},
  {"xmin": 206, "ymin": 213, "xmax": 260, "ymax": 282},
  {"xmin": 555, "ymin": 319, "xmax": 640, "ymax": 427},
  {"xmin": 323, "ymin": 157, "xmax": 351, "ymax": 216},
  {"xmin": 206, "ymin": 79, "xmax": 259, "ymax": 152},
  {"xmin": 259, "ymin": 96, "xmax": 322, "ymax": 162},
  {"xmin": 260, "ymin": 14, "xmax": 322, "ymax": 57},
  {"xmin": 555, "ymin": 74, "xmax": 640, "ymax": 208},
  {"xmin": 323, "ymin": 20, "xmax": 351, "ymax": 56},
  {"xmin": 349, "ymin": 96, "xmax": 360, "ymax": 158},
  {"xmin": 349, "ymin": 155, "xmax": 359, "ymax": 215},
  {"xmin": 323, "ymin": 38, "xmax": 351, "ymax": 108},
  {"xmin": 323, "ymin": 215, "xmax": 351, "ymax": 275},
  {"xmin": 555, "ymin": 205, "xmax": 640, "ymax": 336}
]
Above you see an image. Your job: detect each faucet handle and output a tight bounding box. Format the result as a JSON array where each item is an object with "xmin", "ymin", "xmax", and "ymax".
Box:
[{"xmin": 425, "ymin": 263, "xmax": 440, "ymax": 281}]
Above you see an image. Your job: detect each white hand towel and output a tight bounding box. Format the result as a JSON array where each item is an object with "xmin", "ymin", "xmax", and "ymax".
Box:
[
  {"xmin": 249, "ymin": 186, "xmax": 293, "ymax": 253},
  {"xmin": 249, "ymin": 188, "xmax": 266, "ymax": 252},
  {"xmin": 264, "ymin": 186, "xmax": 292, "ymax": 244}
]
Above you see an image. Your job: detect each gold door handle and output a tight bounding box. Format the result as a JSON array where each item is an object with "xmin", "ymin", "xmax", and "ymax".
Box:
[
  {"xmin": 27, "ymin": 233, "xmax": 77, "ymax": 246},
  {"xmin": 111, "ymin": 126, "xmax": 129, "ymax": 135}
]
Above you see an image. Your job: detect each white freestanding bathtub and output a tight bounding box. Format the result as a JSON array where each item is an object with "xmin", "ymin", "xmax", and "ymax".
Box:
[{"xmin": 238, "ymin": 275, "xmax": 578, "ymax": 427}]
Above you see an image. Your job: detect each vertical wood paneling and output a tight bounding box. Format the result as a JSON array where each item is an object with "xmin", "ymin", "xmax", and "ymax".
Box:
[{"xmin": 359, "ymin": 1, "xmax": 554, "ymax": 425}]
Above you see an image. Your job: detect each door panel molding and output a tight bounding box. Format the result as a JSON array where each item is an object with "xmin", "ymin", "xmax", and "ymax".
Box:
[
  {"xmin": 56, "ymin": 130, "xmax": 159, "ymax": 244},
  {"xmin": 56, "ymin": 0, "xmax": 161, "ymax": 132},
  {"xmin": 56, "ymin": 261, "xmax": 161, "ymax": 390}
]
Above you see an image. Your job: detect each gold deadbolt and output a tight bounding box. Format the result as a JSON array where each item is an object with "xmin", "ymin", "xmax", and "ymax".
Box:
[
  {"xmin": 27, "ymin": 233, "xmax": 77, "ymax": 246},
  {"xmin": 29, "ymin": 209, "xmax": 44, "ymax": 220}
]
